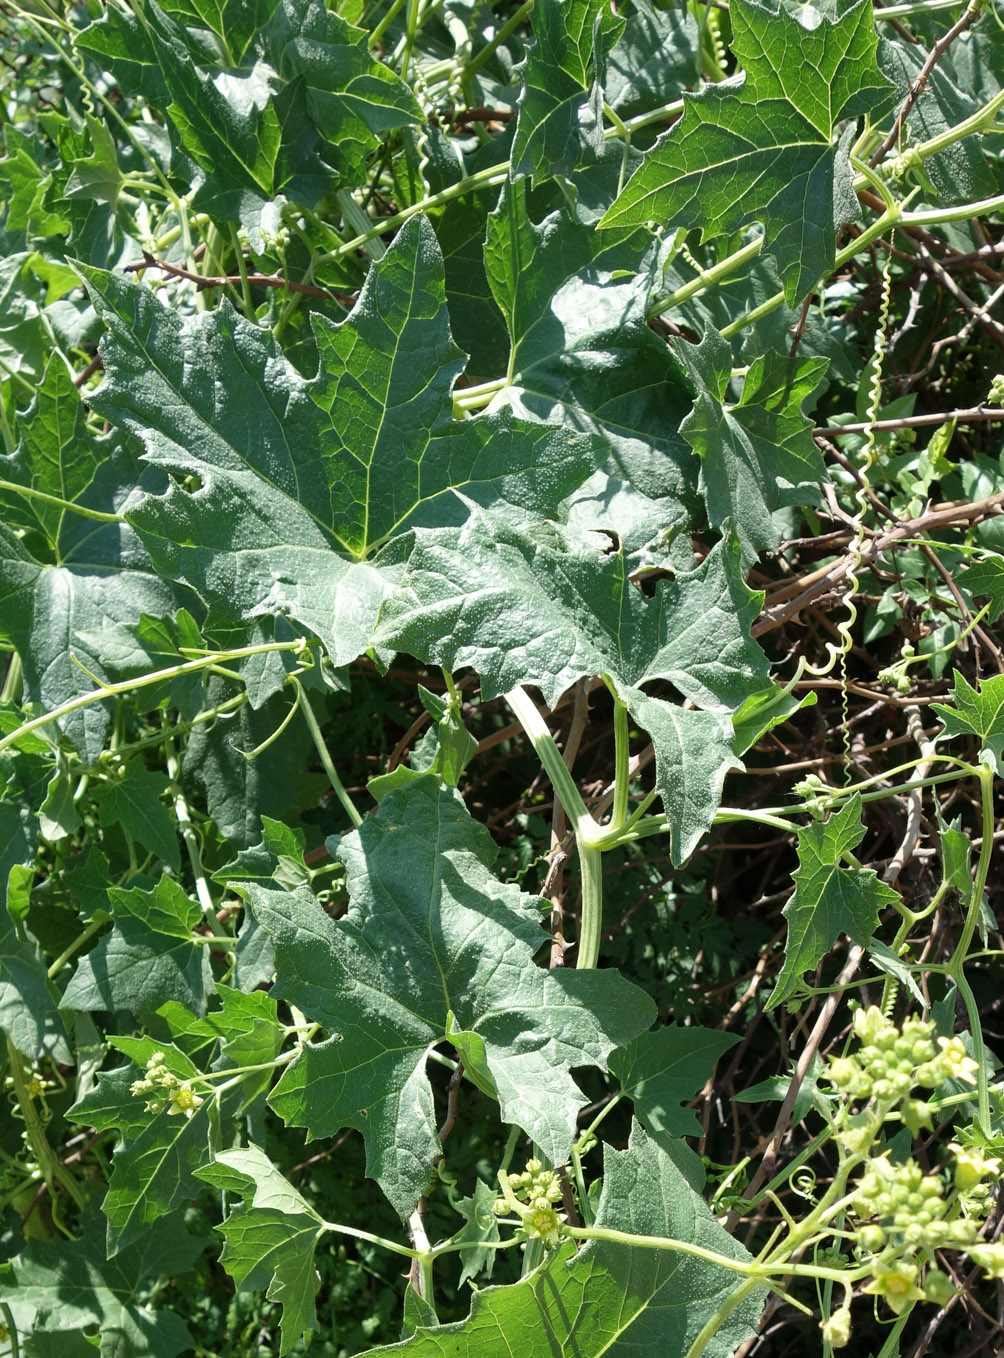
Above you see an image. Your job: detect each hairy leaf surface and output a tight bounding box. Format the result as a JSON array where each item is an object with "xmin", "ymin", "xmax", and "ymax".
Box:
[
  {"xmin": 602, "ymin": 0, "xmax": 892, "ymax": 303},
  {"xmin": 367, "ymin": 1123, "xmax": 763, "ymax": 1356},
  {"xmin": 769, "ymin": 796, "xmax": 900, "ymax": 1010},
  {"xmin": 247, "ymin": 777, "xmax": 655, "ymax": 1217},
  {"xmin": 81, "ymin": 218, "xmax": 597, "ymax": 665}
]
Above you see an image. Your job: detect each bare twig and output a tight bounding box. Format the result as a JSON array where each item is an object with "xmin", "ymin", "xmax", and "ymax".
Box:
[
  {"xmin": 869, "ymin": 1, "xmax": 981, "ymax": 167},
  {"xmin": 883, "ymin": 707, "xmax": 938, "ymax": 886},
  {"xmin": 815, "ymin": 406, "xmax": 1004, "ymax": 438},
  {"xmin": 731, "ymin": 944, "xmax": 865, "ymax": 1222},
  {"xmin": 125, "ymin": 251, "xmax": 356, "ymax": 306},
  {"xmin": 754, "ymin": 493, "xmax": 1004, "ymax": 636},
  {"xmin": 915, "ymin": 246, "xmax": 1004, "ymax": 356},
  {"xmin": 73, "ymin": 353, "xmax": 103, "ymax": 387}
]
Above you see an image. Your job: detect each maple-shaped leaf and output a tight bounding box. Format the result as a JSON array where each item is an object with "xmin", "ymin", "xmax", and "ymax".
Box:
[
  {"xmin": 932, "ymin": 671, "xmax": 1004, "ymax": 765},
  {"xmin": 76, "ymin": 0, "xmax": 421, "ymax": 217},
  {"xmin": 367, "ymin": 1122, "xmax": 763, "ymax": 1357},
  {"xmin": 80, "ymin": 216, "xmax": 598, "ymax": 667},
  {"xmin": 1, "ymin": 872, "xmax": 71, "ymax": 1063},
  {"xmin": 93, "ymin": 766, "xmax": 181, "ymax": 873},
  {"xmin": 604, "ymin": 1, "xmax": 699, "ymax": 117},
  {"xmin": 0, "ymin": 1189, "xmax": 201, "ymax": 1358},
  {"xmin": 377, "ymin": 511, "xmax": 768, "ymax": 861},
  {"xmin": 196, "ymin": 1146, "xmax": 325, "ymax": 1357},
  {"xmin": 769, "ymin": 796, "xmax": 900, "ymax": 1010},
  {"xmin": 245, "ymin": 777, "xmax": 655, "ymax": 1218},
  {"xmin": 960, "ymin": 555, "xmax": 1004, "ymax": 622},
  {"xmin": 511, "ymin": 0, "xmax": 625, "ymax": 182},
  {"xmin": 600, "ymin": 0, "xmax": 893, "ymax": 304},
  {"xmin": 76, "ymin": 3, "xmax": 329, "ymax": 221},
  {"xmin": 61, "ymin": 910, "xmax": 214, "ymax": 1019},
  {"xmin": 258, "ymin": 0, "xmax": 425, "ymax": 188},
  {"xmin": 484, "ymin": 182, "xmax": 698, "ymax": 549},
  {"xmin": 673, "ymin": 325, "xmax": 827, "ymax": 562},
  {"xmin": 0, "ymin": 374, "xmax": 189, "ymax": 760},
  {"xmin": 609, "ymin": 1025, "xmax": 739, "ymax": 1139}
]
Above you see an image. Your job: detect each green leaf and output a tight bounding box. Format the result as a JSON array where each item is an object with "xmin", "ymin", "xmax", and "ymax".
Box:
[
  {"xmin": 213, "ymin": 815, "xmax": 311, "ymax": 891},
  {"xmin": 938, "ymin": 812, "xmax": 972, "ymax": 898},
  {"xmin": 93, "ymin": 766, "xmax": 181, "ymax": 873},
  {"xmin": 0, "ymin": 450, "xmax": 185, "ymax": 761},
  {"xmin": 960, "ymin": 554, "xmax": 1004, "ymax": 621},
  {"xmin": 106, "ymin": 876, "xmax": 201, "ymax": 940},
  {"xmin": 247, "ymin": 777, "xmax": 655, "ymax": 1218},
  {"xmin": 484, "ymin": 182, "xmax": 698, "ymax": 543},
  {"xmin": 76, "ymin": 3, "xmax": 333, "ymax": 221},
  {"xmin": 674, "ymin": 325, "xmax": 827, "ymax": 562},
  {"xmin": 511, "ymin": 0, "xmax": 625, "ymax": 182},
  {"xmin": 81, "ymin": 217, "xmax": 597, "ymax": 666},
  {"xmin": 367, "ymin": 1122, "xmax": 763, "ymax": 1357},
  {"xmin": 100, "ymin": 1100, "xmax": 217, "ymax": 1254},
  {"xmin": 195, "ymin": 1145, "xmax": 325, "ymax": 1357},
  {"xmin": 257, "ymin": 0, "xmax": 424, "ymax": 188},
  {"xmin": 604, "ymin": 1, "xmax": 699, "ymax": 117},
  {"xmin": 932, "ymin": 670, "xmax": 1004, "ymax": 766},
  {"xmin": 609, "ymin": 1025, "xmax": 740, "ymax": 1139},
  {"xmin": 181, "ymin": 679, "xmax": 320, "ymax": 848},
  {"xmin": 0, "ymin": 355, "xmax": 102, "ymax": 547},
  {"xmin": 732, "ymin": 684, "xmax": 817, "ymax": 757},
  {"xmin": 879, "ymin": 36, "xmax": 995, "ymax": 204},
  {"xmin": 733, "ymin": 1055, "xmax": 821, "ymax": 1124},
  {"xmin": 769, "ymin": 796, "xmax": 900, "ymax": 1011},
  {"xmin": 62, "ymin": 916, "xmax": 213, "ymax": 1018},
  {"xmin": 377, "ymin": 512, "xmax": 767, "ymax": 860},
  {"xmin": 601, "ymin": 0, "xmax": 893, "ymax": 304},
  {"xmin": 450, "ymin": 1176, "xmax": 502, "ymax": 1287},
  {"xmin": 866, "ymin": 938, "xmax": 925, "ymax": 1008},
  {"xmin": 155, "ymin": 0, "xmax": 275, "ymax": 63},
  {"xmin": 68, "ymin": 1040, "xmax": 226, "ymax": 1253},
  {"xmin": 1, "ymin": 880, "xmax": 71, "ymax": 1063},
  {"xmin": 0, "ymin": 1193, "xmax": 201, "ymax": 1358}
]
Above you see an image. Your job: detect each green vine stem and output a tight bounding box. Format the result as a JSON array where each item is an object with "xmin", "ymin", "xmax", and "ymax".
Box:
[
  {"xmin": 0, "ymin": 639, "xmax": 309, "ymax": 758},
  {"xmin": 576, "ymin": 846, "xmax": 605, "ymax": 971},
  {"xmin": 6, "ymin": 1038, "xmax": 85, "ymax": 1228},
  {"xmin": 0, "ymin": 479, "xmax": 124, "ymax": 525},
  {"xmin": 607, "ymin": 681, "xmax": 631, "ymax": 832},
  {"xmin": 505, "ymin": 686, "xmax": 595, "ymax": 839},
  {"xmin": 0, "ymin": 1301, "xmax": 19, "ymax": 1358},
  {"xmin": 946, "ymin": 760, "xmax": 997, "ymax": 1130},
  {"xmin": 506, "ymin": 686, "xmax": 610, "ymax": 967},
  {"xmin": 291, "ymin": 677, "xmax": 363, "ymax": 828}
]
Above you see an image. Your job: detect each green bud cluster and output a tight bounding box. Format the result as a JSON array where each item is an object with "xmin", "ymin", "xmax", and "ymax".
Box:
[
  {"xmin": 852, "ymin": 1155, "xmax": 972, "ymax": 1251},
  {"xmin": 815, "ymin": 1008, "xmax": 999, "ymax": 1342},
  {"xmin": 827, "ymin": 1007, "xmax": 978, "ymax": 1110},
  {"xmin": 130, "ymin": 1051, "xmax": 204, "ymax": 1119},
  {"xmin": 494, "ymin": 1158, "xmax": 567, "ymax": 1248}
]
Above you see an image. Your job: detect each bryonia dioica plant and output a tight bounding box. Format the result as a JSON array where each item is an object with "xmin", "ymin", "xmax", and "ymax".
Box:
[{"xmin": 1, "ymin": 0, "xmax": 1004, "ymax": 1353}]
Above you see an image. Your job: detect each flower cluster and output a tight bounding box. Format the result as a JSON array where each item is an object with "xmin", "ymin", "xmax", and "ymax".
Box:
[
  {"xmin": 852, "ymin": 1154, "xmax": 974, "ymax": 1253},
  {"xmin": 130, "ymin": 1051, "xmax": 204, "ymax": 1119},
  {"xmin": 494, "ymin": 1158, "xmax": 567, "ymax": 1248},
  {"xmin": 813, "ymin": 1008, "xmax": 1002, "ymax": 1344},
  {"xmin": 828, "ymin": 1006, "xmax": 977, "ymax": 1114}
]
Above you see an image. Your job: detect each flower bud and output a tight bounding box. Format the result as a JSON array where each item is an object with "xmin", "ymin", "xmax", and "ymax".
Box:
[{"xmin": 821, "ymin": 1307, "xmax": 852, "ymax": 1348}]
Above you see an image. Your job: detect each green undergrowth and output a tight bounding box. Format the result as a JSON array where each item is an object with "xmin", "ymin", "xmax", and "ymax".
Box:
[{"xmin": 1, "ymin": 0, "xmax": 1004, "ymax": 1354}]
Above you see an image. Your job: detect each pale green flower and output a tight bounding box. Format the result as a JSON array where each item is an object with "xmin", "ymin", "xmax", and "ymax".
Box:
[
  {"xmin": 949, "ymin": 1143, "xmax": 1001, "ymax": 1191},
  {"xmin": 863, "ymin": 1261, "xmax": 925, "ymax": 1315}
]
